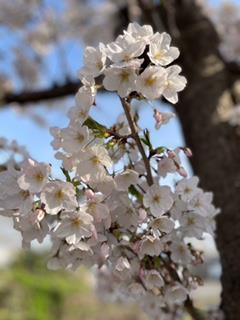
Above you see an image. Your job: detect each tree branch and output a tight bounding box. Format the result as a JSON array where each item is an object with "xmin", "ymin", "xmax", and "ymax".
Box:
[{"xmin": 1, "ymin": 80, "xmax": 80, "ymax": 107}]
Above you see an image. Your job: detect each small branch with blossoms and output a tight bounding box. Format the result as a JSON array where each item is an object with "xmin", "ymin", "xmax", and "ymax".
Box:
[{"xmin": 0, "ymin": 23, "xmax": 219, "ymax": 320}]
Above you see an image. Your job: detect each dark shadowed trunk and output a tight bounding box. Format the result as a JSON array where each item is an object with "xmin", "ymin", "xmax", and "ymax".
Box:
[{"xmin": 169, "ymin": 1, "xmax": 240, "ymax": 318}]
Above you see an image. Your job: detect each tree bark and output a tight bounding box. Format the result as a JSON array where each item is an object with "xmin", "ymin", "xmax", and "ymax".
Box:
[{"xmin": 170, "ymin": 1, "xmax": 240, "ymax": 318}]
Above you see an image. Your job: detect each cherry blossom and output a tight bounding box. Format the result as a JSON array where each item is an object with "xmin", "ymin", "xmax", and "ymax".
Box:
[
  {"xmin": 17, "ymin": 159, "xmax": 51, "ymax": 193},
  {"xmin": 162, "ymin": 65, "xmax": 187, "ymax": 104},
  {"xmin": 83, "ymin": 43, "xmax": 106, "ymax": 77},
  {"xmin": 0, "ymin": 23, "xmax": 219, "ymax": 320},
  {"xmin": 40, "ymin": 181, "xmax": 77, "ymax": 215},
  {"xmin": 136, "ymin": 66, "xmax": 167, "ymax": 100},
  {"xmin": 148, "ymin": 32, "xmax": 180, "ymax": 66},
  {"xmin": 143, "ymin": 184, "xmax": 174, "ymax": 217},
  {"xmin": 103, "ymin": 66, "xmax": 137, "ymax": 97},
  {"xmin": 114, "ymin": 169, "xmax": 139, "ymax": 191}
]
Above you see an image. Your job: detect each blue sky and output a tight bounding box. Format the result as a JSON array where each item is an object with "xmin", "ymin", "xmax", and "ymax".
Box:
[
  {"xmin": 0, "ymin": 92, "xmax": 188, "ymax": 175},
  {"xmin": 1, "ymin": 0, "xmax": 239, "ymax": 174}
]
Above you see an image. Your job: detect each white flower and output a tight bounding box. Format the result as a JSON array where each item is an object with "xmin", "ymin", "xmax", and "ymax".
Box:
[
  {"xmin": 67, "ymin": 105, "xmax": 90, "ymax": 126},
  {"xmin": 188, "ymin": 190, "xmax": 214, "ymax": 217},
  {"xmin": 143, "ymin": 184, "xmax": 174, "ymax": 217},
  {"xmin": 103, "ymin": 67, "xmax": 137, "ymax": 97},
  {"xmin": 127, "ymin": 22, "xmax": 153, "ymax": 42},
  {"xmin": 106, "ymin": 32, "xmax": 146, "ymax": 63},
  {"xmin": 176, "ymin": 177, "xmax": 200, "ymax": 202},
  {"xmin": 75, "ymin": 85, "xmax": 95, "ymax": 110},
  {"xmin": 114, "ymin": 169, "xmax": 139, "ymax": 191},
  {"xmin": 115, "ymin": 112, "xmax": 131, "ymax": 136},
  {"xmin": 115, "ymin": 256, "xmax": 131, "ymax": 272},
  {"xmin": 158, "ymin": 157, "xmax": 176, "ymax": 178},
  {"xmin": 17, "ymin": 159, "xmax": 51, "ymax": 193},
  {"xmin": 170, "ymin": 241, "xmax": 192, "ymax": 265},
  {"xmin": 68, "ymin": 85, "xmax": 94, "ymax": 126},
  {"xmin": 128, "ymin": 282, "xmax": 146, "ymax": 298},
  {"xmin": 114, "ymin": 202, "xmax": 139, "ymax": 228},
  {"xmin": 151, "ymin": 217, "xmax": 175, "ymax": 234},
  {"xmin": 204, "ymin": 205, "xmax": 219, "ymax": 236},
  {"xmin": 54, "ymin": 151, "xmax": 76, "ymax": 171},
  {"xmin": 139, "ymin": 235, "xmax": 163, "ymax": 259},
  {"xmin": 0, "ymin": 189, "xmax": 33, "ymax": 215},
  {"xmin": 50, "ymin": 127, "xmax": 63, "ymax": 150},
  {"xmin": 82, "ymin": 195, "xmax": 111, "ymax": 228},
  {"xmin": 83, "ymin": 43, "xmax": 106, "ymax": 77},
  {"xmin": 228, "ymin": 105, "xmax": 240, "ymax": 126},
  {"xmin": 153, "ymin": 109, "xmax": 175, "ymax": 129},
  {"xmin": 170, "ymin": 198, "xmax": 188, "ymax": 220},
  {"xmin": 165, "ymin": 283, "xmax": 188, "ymax": 304},
  {"xmin": 144, "ymin": 270, "xmax": 164, "ymax": 290},
  {"xmin": 148, "ymin": 32, "xmax": 180, "ymax": 66},
  {"xmin": 136, "ymin": 66, "xmax": 167, "ymax": 100},
  {"xmin": 41, "ymin": 181, "xmax": 77, "ymax": 215},
  {"xmin": 162, "ymin": 65, "xmax": 187, "ymax": 104},
  {"xmin": 180, "ymin": 212, "xmax": 206, "ymax": 238},
  {"xmin": 0, "ymin": 167, "xmax": 33, "ymax": 215},
  {"xmin": 54, "ymin": 209, "xmax": 94, "ymax": 244},
  {"xmin": 13, "ymin": 210, "xmax": 49, "ymax": 248},
  {"xmin": 76, "ymin": 145, "xmax": 112, "ymax": 179},
  {"xmin": 90, "ymin": 173, "xmax": 116, "ymax": 196},
  {"xmin": 61, "ymin": 124, "xmax": 89, "ymax": 153}
]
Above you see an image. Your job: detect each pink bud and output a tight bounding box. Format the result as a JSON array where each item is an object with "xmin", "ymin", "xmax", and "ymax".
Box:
[
  {"xmin": 178, "ymin": 166, "xmax": 188, "ymax": 178},
  {"xmin": 30, "ymin": 209, "xmax": 45, "ymax": 224},
  {"xmin": 167, "ymin": 150, "xmax": 176, "ymax": 159},
  {"xmin": 183, "ymin": 147, "xmax": 193, "ymax": 157},
  {"xmin": 85, "ymin": 189, "xmax": 95, "ymax": 200},
  {"xmin": 36, "ymin": 209, "xmax": 45, "ymax": 222},
  {"xmin": 139, "ymin": 208, "xmax": 147, "ymax": 222},
  {"xmin": 153, "ymin": 109, "xmax": 163, "ymax": 129}
]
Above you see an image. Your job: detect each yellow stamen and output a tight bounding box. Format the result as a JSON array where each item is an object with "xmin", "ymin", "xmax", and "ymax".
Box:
[
  {"xmin": 145, "ymin": 76, "xmax": 157, "ymax": 87},
  {"xmin": 153, "ymin": 195, "xmax": 161, "ymax": 204},
  {"xmin": 55, "ymin": 189, "xmax": 64, "ymax": 200}
]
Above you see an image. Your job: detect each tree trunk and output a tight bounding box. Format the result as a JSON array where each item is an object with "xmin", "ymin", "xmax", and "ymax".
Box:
[{"xmin": 171, "ymin": 1, "xmax": 240, "ymax": 318}]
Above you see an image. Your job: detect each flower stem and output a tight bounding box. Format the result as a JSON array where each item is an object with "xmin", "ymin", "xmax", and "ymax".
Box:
[
  {"xmin": 121, "ymin": 97, "xmax": 204, "ymax": 320},
  {"xmin": 120, "ymin": 97, "xmax": 154, "ymax": 186}
]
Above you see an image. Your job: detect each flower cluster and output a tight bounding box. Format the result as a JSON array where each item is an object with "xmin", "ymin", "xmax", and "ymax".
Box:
[
  {"xmin": 0, "ymin": 23, "xmax": 218, "ymax": 319},
  {"xmin": 0, "ymin": 137, "xmax": 29, "ymax": 170},
  {"xmin": 227, "ymin": 104, "xmax": 240, "ymax": 127},
  {"xmin": 214, "ymin": 2, "xmax": 240, "ymax": 64}
]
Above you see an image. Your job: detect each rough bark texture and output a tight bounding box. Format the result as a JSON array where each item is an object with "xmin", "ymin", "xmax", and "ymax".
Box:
[
  {"xmin": 170, "ymin": 1, "xmax": 240, "ymax": 318},
  {"xmin": 118, "ymin": 1, "xmax": 240, "ymax": 316}
]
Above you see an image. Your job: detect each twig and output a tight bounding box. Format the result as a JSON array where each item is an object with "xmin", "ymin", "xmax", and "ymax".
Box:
[{"xmin": 120, "ymin": 97, "xmax": 153, "ymax": 186}]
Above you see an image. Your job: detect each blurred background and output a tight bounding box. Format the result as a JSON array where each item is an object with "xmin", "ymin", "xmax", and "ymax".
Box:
[{"xmin": 0, "ymin": 0, "xmax": 240, "ymax": 318}]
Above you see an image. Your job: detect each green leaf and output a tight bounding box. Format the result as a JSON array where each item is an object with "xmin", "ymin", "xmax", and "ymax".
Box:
[
  {"xmin": 128, "ymin": 185, "xmax": 143, "ymax": 201},
  {"xmin": 155, "ymin": 147, "xmax": 165, "ymax": 154},
  {"xmin": 141, "ymin": 129, "xmax": 153, "ymax": 151},
  {"xmin": 84, "ymin": 117, "xmax": 108, "ymax": 138}
]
